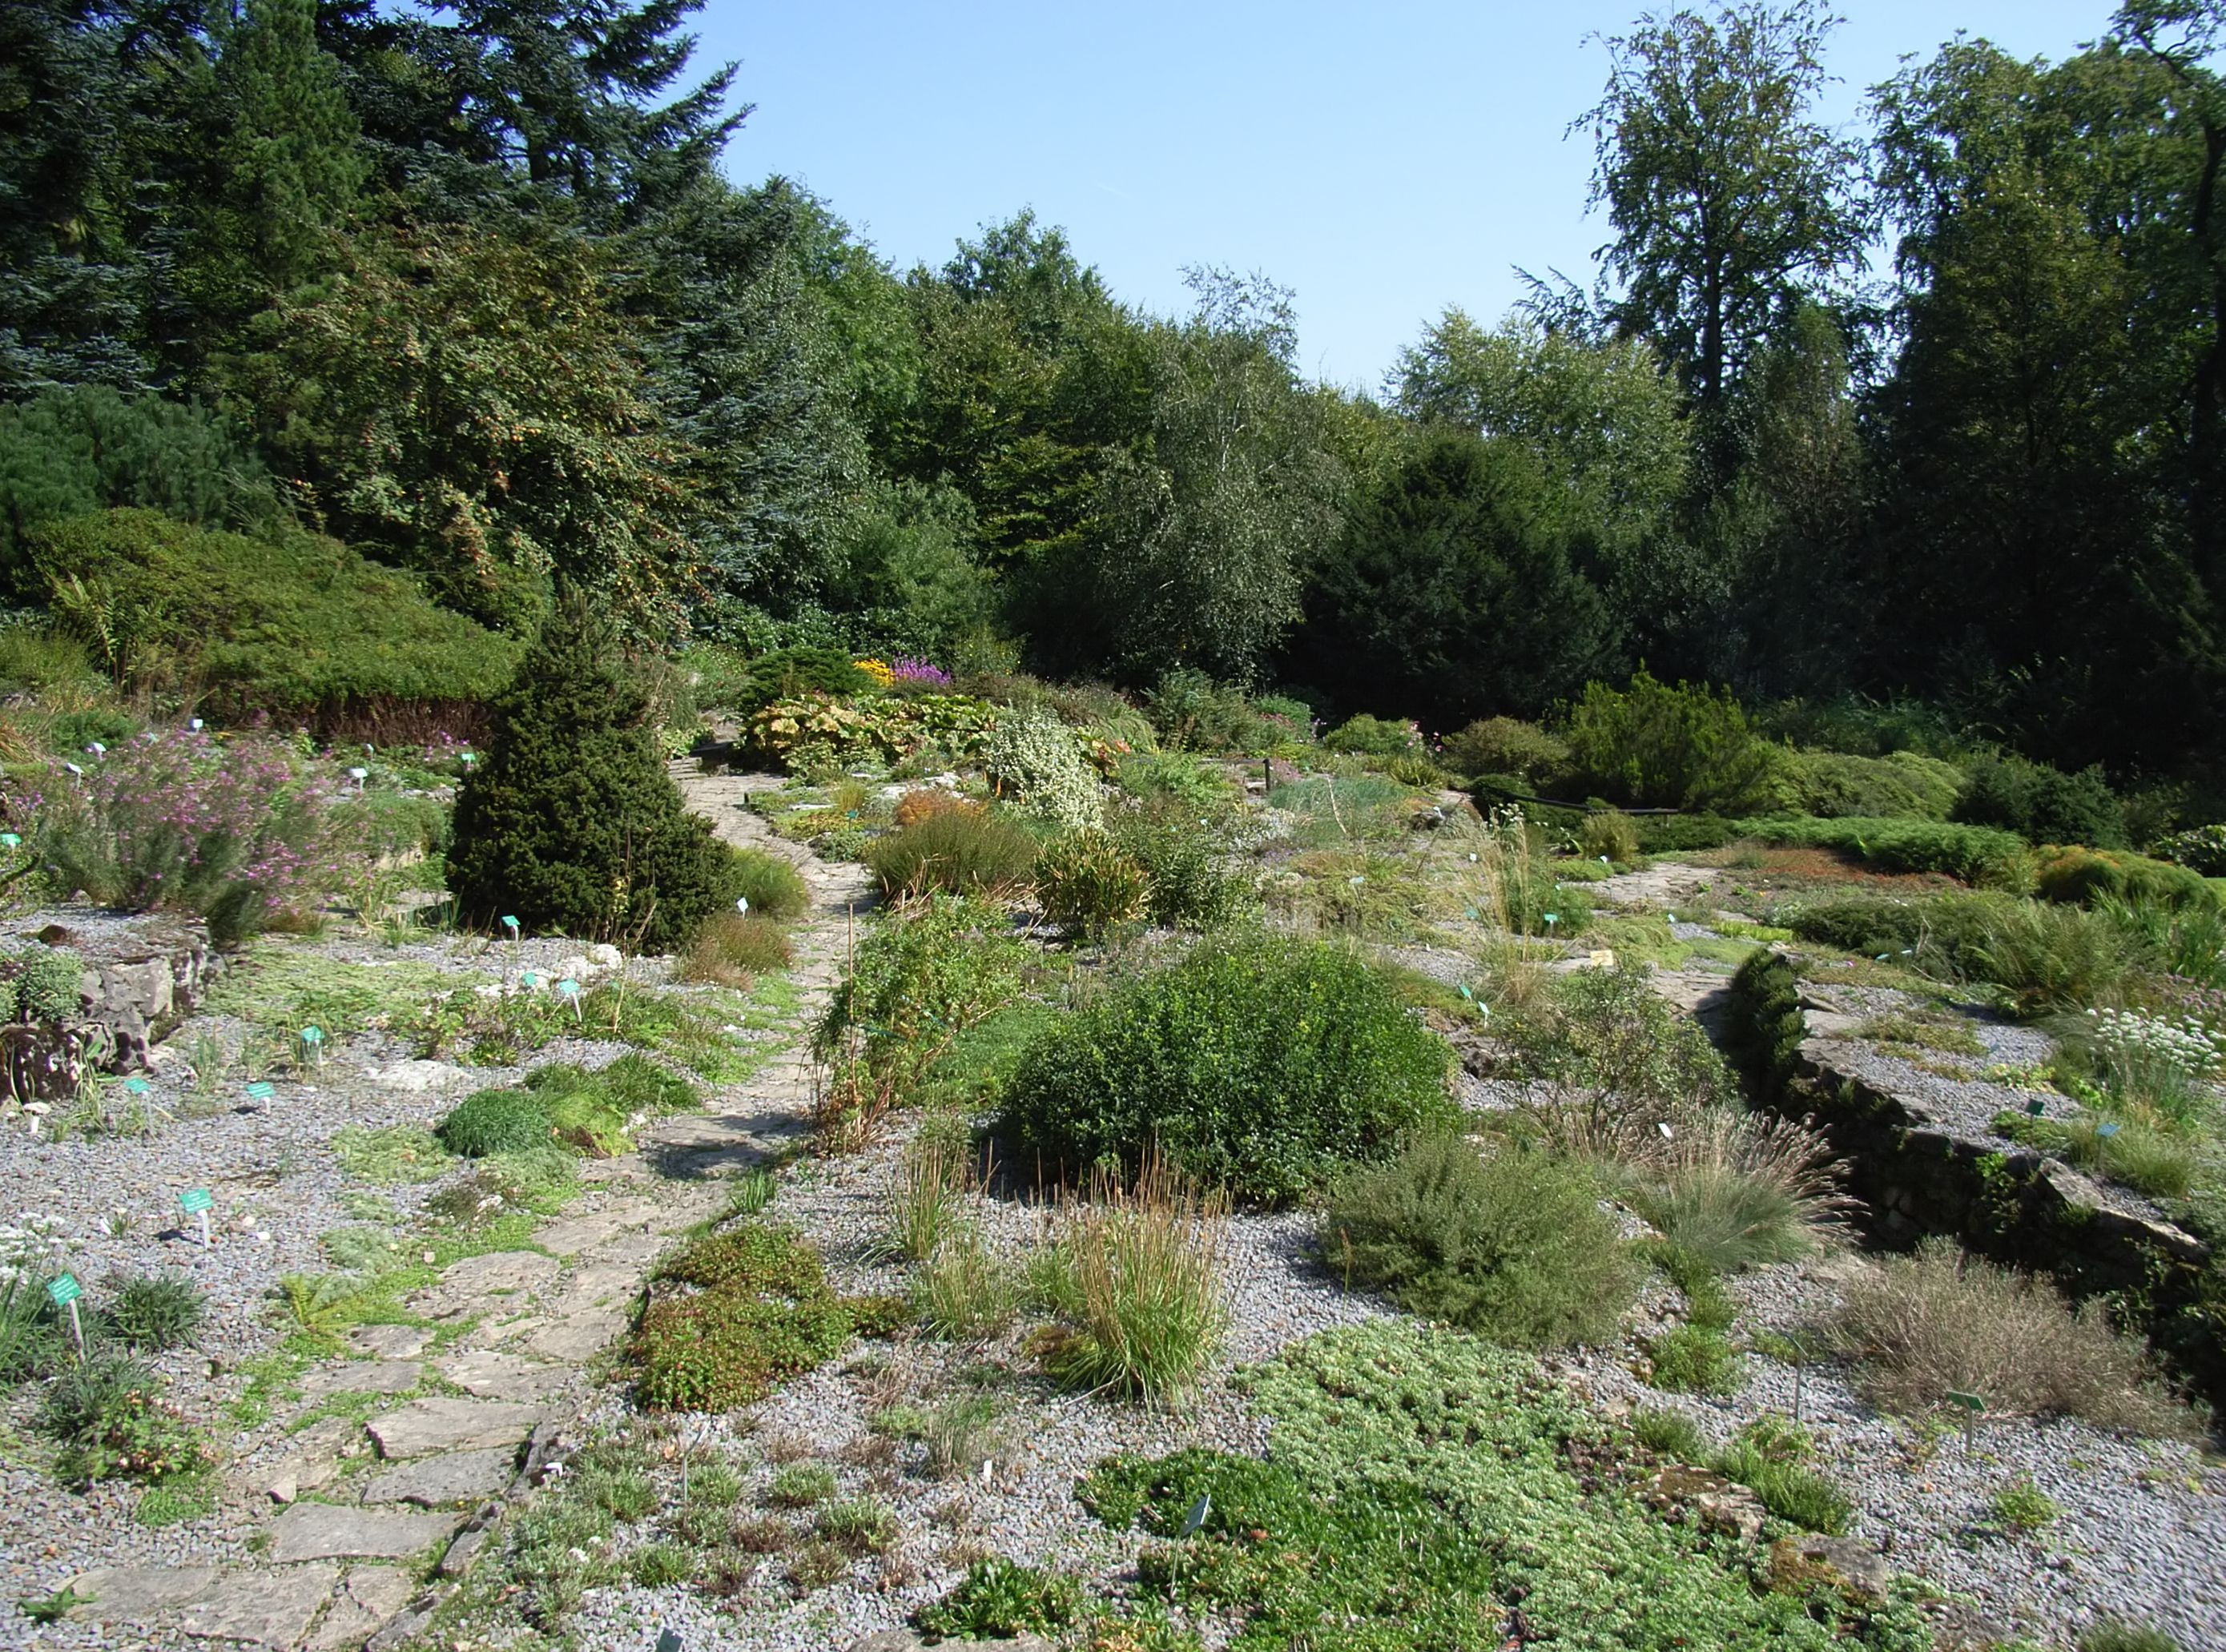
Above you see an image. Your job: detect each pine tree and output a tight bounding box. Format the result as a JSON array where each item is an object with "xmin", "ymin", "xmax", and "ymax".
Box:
[{"xmin": 446, "ymin": 597, "xmax": 737, "ymax": 951}]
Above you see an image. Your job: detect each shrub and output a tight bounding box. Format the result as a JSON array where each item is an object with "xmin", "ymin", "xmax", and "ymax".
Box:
[
  {"xmin": 1783, "ymin": 749, "xmax": 1963, "ymax": 821},
  {"xmin": 2096, "ymin": 894, "xmax": 2226, "ymax": 987},
  {"xmin": 26, "ymin": 508, "xmax": 518, "ymax": 712},
  {"xmin": 437, "ymin": 1087, "xmax": 551, "ymax": 1158},
  {"xmin": 1630, "ymin": 1406, "xmax": 1708, "ymax": 1461},
  {"xmin": 1441, "ymin": 717, "xmax": 1569, "ymax": 786},
  {"xmin": 2156, "ymin": 824, "xmax": 2226, "ymax": 877},
  {"xmin": 1322, "ymin": 1135, "xmax": 1639, "ymax": 1349},
  {"xmin": 729, "ymin": 848, "xmax": 810, "ymax": 921},
  {"xmin": 100, "ymin": 1274, "xmax": 207, "ymax": 1352},
  {"xmin": 2035, "ymin": 846, "xmax": 2216, "ymax": 913},
  {"xmin": 37, "ymin": 1350, "xmax": 209, "ymax": 1482},
  {"xmin": 1144, "ymin": 669, "xmax": 1310, "ymax": 756},
  {"xmin": 916, "ymin": 1558, "xmax": 1084, "ymax": 1640},
  {"xmin": 1647, "ymin": 1324, "xmax": 1743, "ymax": 1395},
  {"xmin": 1578, "ymin": 810, "xmax": 1640, "ymax": 863},
  {"xmin": 1720, "ymin": 948, "xmax": 1806, "ymax": 1106},
  {"xmin": 631, "ymin": 1224, "xmax": 854, "ymax": 1411},
  {"xmin": 1965, "ymin": 898, "xmax": 2132, "ymax": 1015},
  {"xmin": 893, "ymin": 786, "xmax": 978, "ymax": 829},
  {"xmin": 1036, "ymin": 830, "xmax": 1149, "ymax": 939},
  {"xmin": 1834, "ymin": 1239, "xmax": 2184, "ymax": 1433},
  {"xmin": 1560, "ymin": 671, "xmax": 1785, "ymax": 814},
  {"xmin": 996, "ymin": 934, "xmax": 1456, "ymax": 1204},
  {"xmin": 447, "ymin": 600, "xmax": 739, "ymax": 951},
  {"xmin": 864, "ymin": 806, "xmax": 1037, "ymax": 898},
  {"xmin": 2081, "ymin": 1621, "xmax": 2184, "ymax": 1652},
  {"xmin": 1742, "ymin": 815, "xmax": 2031, "ymax": 888},
  {"xmin": 32, "ymin": 727, "xmax": 336, "ymax": 943},
  {"xmin": 1037, "ymin": 1157, "xmax": 1229, "ymax": 1404},
  {"xmin": 1113, "ymin": 812, "xmax": 1250, "ymax": 930},
  {"xmin": 1322, "ymin": 713, "xmax": 1423, "ymax": 758},
  {"xmin": 677, "ymin": 910, "xmax": 792, "ymax": 985},
  {"xmin": 1954, "ymin": 752, "xmax": 2127, "ymax": 849},
  {"xmin": 0, "ymin": 948, "xmax": 85, "ymax": 1023},
  {"xmin": 1620, "ymin": 1111, "xmax": 1850, "ymax": 1273},
  {"xmin": 984, "ymin": 706, "xmax": 1102, "ymax": 831},
  {"xmin": 1116, "ymin": 753, "xmax": 1234, "ymax": 810},
  {"xmin": 735, "ymin": 648, "xmax": 875, "ymax": 713}
]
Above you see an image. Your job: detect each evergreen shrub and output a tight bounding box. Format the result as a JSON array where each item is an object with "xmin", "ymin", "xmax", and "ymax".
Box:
[
  {"xmin": 1560, "ymin": 671, "xmax": 1786, "ymax": 814},
  {"xmin": 1322, "ymin": 713, "xmax": 1422, "ymax": 758},
  {"xmin": 1441, "ymin": 717, "xmax": 1570, "ymax": 786},
  {"xmin": 446, "ymin": 601, "xmax": 739, "ymax": 951},
  {"xmin": 1035, "ymin": 830, "xmax": 1149, "ymax": 939},
  {"xmin": 864, "ymin": 807, "xmax": 1037, "ymax": 897},
  {"xmin": 994, "ymin": 934, "xmax": 1455, "ymax": 1204},
  {"xmin": 1954, "ymin": 752, "xmax": 2127, "ymax": 850}
]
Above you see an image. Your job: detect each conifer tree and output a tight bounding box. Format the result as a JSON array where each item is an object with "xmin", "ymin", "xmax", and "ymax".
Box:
[{"xmin": 446, "ymin": 596, "xmax": 737, "ymax": 951}]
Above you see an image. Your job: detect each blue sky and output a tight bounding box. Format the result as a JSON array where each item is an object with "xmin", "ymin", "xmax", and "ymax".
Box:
[{"xmin": 696, "ymin": 2, "xmax": 2116, "ymax": 392}]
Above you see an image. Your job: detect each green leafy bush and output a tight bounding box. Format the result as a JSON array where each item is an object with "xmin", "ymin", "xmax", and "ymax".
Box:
[
  {"xmin": 1954, "ymin": 752, "xmax": 2127, "ymax": 849},
  {"xmin": 864, "ymin": 806, "xmax": 1038, "ymax": 898},
  {"xmin": 727, "ymin": 648, "xmax": 874, "ymax": 715},
  {"xmin": 1322, "ymin": 1135, "xmax": 1639, "ymax": 1349},
  {"xmin": 1036, "ymin": 830, "xmax": 1149, "ymax": 939},
  {"xmin": 1113, "ymin": 811, "xmax": 1250, "ymax": 929},
  {"xmin": 2034, "ymin": 846, "xmax": 2216, "ymax": 912},
  {"xmin": 437, "ymin": 1087, "xmax": 551, "ymax": 1158},
  {"xmin": 984, "ymin": 704, "xmax": 1103, "ymax": 831},
  {"xmin": 447, "ymin": 600, "xmax": 739, "ymax": 951},
  {"xmin": 1322, "ymin": 713, "xmax": 1422, "ymax": 758},
  {"xmin": 27, "ymin": 509, "xmax": 517, "ymax": 713},
  {"xmin": 1721, "ymin": 948, "xmax": 1807, "ymax": 1105},
  {"xmin": 729, "ymin": 848, "xmax": 810, "ymax": 921},
  {"xmin": 1441, "ymin": 717, "xmax": 1570, "ymax": 786},
  {"xmin": 996, "ymin": 935, "xmax": 1455, "ymax": 1204},
  {"xmin": 915, "ymin": 1558, "xmax": 1084, "ymax": 1640},
  {"xmin": 1117, "ymin": 752, "xmax": 1236, "ymax": 810},
  {"xmin": 0, "ymin": 948, "xmax": 84, "ymax": 1023},
  {"xmin": 630, "ymin": 1224, "xmax": 854, "ymax": 1411},
  {"xmin": 1560, "ymin": 670, "xmax": 1786, "ymax": 814},
  {"xmin": 1783, "ymin": 749, "xmax": 1963, "ymax": 821},
  {"xmin": 1144, "ymin": 669, "xmax": 1310, "ymax": 756},
  {"xmin": 1578, "ymin": 810, "xmax": 1640, "ymax": 863},
  {"xmin": 2156, "ymin": 824, "xmax": 2226, "ymax": 877},
  {"xmin": 1964, "ymin": 898, "xmax": 2133, "ymax": 1016}
]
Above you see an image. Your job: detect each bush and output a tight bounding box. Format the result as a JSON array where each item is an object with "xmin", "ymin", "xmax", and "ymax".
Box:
[
  {"xmin": 2035, "ymin": 846, "xmax": 2216, "ymax": 912},
  {"xmin": 893, "ymin": 786, "xmax": 976, "ymax": 829},
  {"xmin": 1322, "ymin": 1135, "xmax": 1639, "ymax": 1349},
  {"xmin": 1441, "ymin": 717, "xmax": 1569, "ymax": 786},
  {"xmin": 437, "ymin": 1087, "xmax": 551, "ymax": 1158},
  {"xmin": 0, "ymin": 948, "xmax": 85, "ymax": 1023},
  {"xmin": 1743, "ymin": 815, "xmax": 2032, "ymax": 888},
  {"xmin": 984, "ymin": 706, "xmax": 1101, "ymax": 830},
  {"xmin": 864, "ymin": 806, "xmax": 1037, "ymax": 898},
  {"xmin": 915, "ymin": 1558, "xmax": 1084, "ymax": 1641},
  {"xmin": 1322, "ymin": 713, "xmax": 1423, "ymax": 758},
  {"xmin": 1783, "ymin": 749, "xmax": 1963, "ymax": 821},
  {"xmin": 32, "ymin": 727, "xmax": 336, "ymax": 944},
  {"xmin": 1560, "ymin": 671, "xmax": 1785, "ymax": 814},
  {"xmin": 1954, "ymin": 752, "xmax": 2127, "ymax": 849},
  {"xmin": 27, "ymin": 508, "xmax": 517, "ymax": 713},
  {"xmin": 447, "ymin": 601, "xmax": 739, "ymax": 951},
  {"xmin": 1144, "ymin": 669, "xmax": 1310, "ymax": 756},
  {"xmin": 630, "ymin": 1224, "xmax": 855, "ymax": 1411},
  {"xmin": 996, "ymin": 935, "xmax": 1456, "ymax": 1204},
  {"xmin": 1036, "ymin": 1158, "xmax": 1229, "ymax": 1403},
  {"xmin": 1720, "ymin": 949, "xmax": 1806, "ymax": 1106},
  {"xmin": 677, "ymin": 910, "xmax": 792, "ymax": 985},
  {"xmin": 1620, "ymin": 1111, "xmax": 1849, "ymax": 1274},
  {"xmin": 1036, "ymin": 830, "xmax": 1149, "ymax": 940},
  {"xmin": 1632, "ymin": 813, "xmax": 1741, "ymax": 854},
  {"xmin": 1113, "ymin": 811, "xmax": 1250, "ymax": 930},
  {"xmin": 1116, "ymin": 752, "xmax": 1234, "ymax": 810},
  {"xmin": 1630, "ymin": 1406, "xmax": 1708, "ymax": 1460},
  {"xmin": 1578, "ymin": 811, "xmax": 1640, "ymax": 863},
  {"xmin": 729, "ymin": 848, "xmax": 810, "ymax": 921},
  {"xmin": 1834, "ymin": 1239, "xmax": 2184, "ymax": 1433},
  {"xmin": 727, "ymin": 648, "xmax": 874, "ymax": 716},
  {"xmin": 2156, "ymin": 824, "xmax": 2226, "ymax": 877},
  {"xmin": 1964, "ymin": 898, "xmax": 2133, "ymax": 1015}
]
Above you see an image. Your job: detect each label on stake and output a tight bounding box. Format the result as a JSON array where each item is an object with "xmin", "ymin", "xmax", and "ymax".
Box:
[{"xmin": 46, "ymin": 1273, "xmax": 80, "ymax": 1308}]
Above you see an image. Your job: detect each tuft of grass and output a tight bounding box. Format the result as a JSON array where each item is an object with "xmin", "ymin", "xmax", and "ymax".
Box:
[
  {"xmin": 100, "ymin": 1273, "xmax": 207, "ymax": 1351},
  {"xmin": 727, "ymin": 1168, "xmax": 777, "ymax": 1217},
  {"xmin": 815, "ymin": 1497, "xmax": 899, "ymax": 1556},
  {"xmin": 911, "ymin": 1224, "xmax": 1019, "ymax": 1342},
  {"xmin": 629, "ymin": 1541, "xmax": 692, "ymax": 1588},
  {"xmin": 1035, "ymin": 1156, "xmax": 1228, "ymax": 1405},
  {"xmin": 2080, "ymin": 1621, "xmax": 2184, "ymax": 1652},
  {"xmin": 1619, "ymin": 1110, "xmax": 1852, "ymax": 1275},
  {"xmin": 921, "ymin": 1391, "xmax": 1005, "ymax": 1480},
  {"xmin": 880, "ymin": 1137, "xmax": 976, "ymax": 1264},
  {"xmin": 916, "ymin": 1557, "xmax": 1085, "ymax": 1641},
  {"xmin": 1629, "ymin": 1406, "xmax": 1708, "ymax": 1461},
  {"xmin": 865, "ymin": 807, "xmax": 1038, "ymax": 898},
  {"xmin": 1988, "ymin": 1475, "xmax": 2061, "ymax": 1534},
  {"xmin": 678, "ymin": 910, "xmax": 793, "ymax": 987},
  {"xmin": 766, "ymin": 1461, "xmax": 838, "ymax": 1509},
  {"xmin": 1646, "ymin": 1324, "xmax": 1744, "ymax": 1396},
  {"xmin": 1711, "ymin": 1422, "xmax": 1850, "ymax": 1533},
  {"xmin": 1834, "ymin": 1239, "xmax": 2187, "ymax": 1434},
  {"xmin": 730, "ymin": 847, "xmax": 811, "ymax": 920},
  {"xmin": 332, "ymin": 1124, "xmax": 453, "ymax": 1184}
]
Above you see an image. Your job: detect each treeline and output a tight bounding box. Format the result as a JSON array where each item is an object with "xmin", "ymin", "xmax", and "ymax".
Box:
[{"xmin": 6, "ymin": 0, "xmax": 2226, "ymax": 786}]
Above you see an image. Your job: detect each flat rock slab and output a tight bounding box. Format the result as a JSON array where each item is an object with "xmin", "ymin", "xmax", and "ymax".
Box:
[
  {"xmin": 360, "ymin": 1446, "xmax": 517, "ymax": 1506},
  {"xmin": 533, "ymin": 1202, "xmax": 655, "ymax": 1256},
  {"xmin": 368, "ymin": 1059, "xmax": 472, "ymax": 1092},
  {"xmin": 176, "ymin": 1564, "xmax": 340, "ymax": 1646},
  {"xmin": 307, "ymin": 1566, "xmax": 417, "ymax": 1650},
  {"xmin": 554, "ymin": 1263, "xmax": 646, "ymax": 1312},
  {"xmin": 522, "ymin": 1309, "xmax": 626, "ymax": 1361},
  {"xmin": 368, "ymin": 1396, "xmax": 541, "ymax": 1459},
  {"xmin": 436, "ymin": 1349, "xmax": 570, "ymax": 1401},
  {"xmin": 410, "ymin": 1248, "xmax": 560, "ymax": 1317},
  {"xmin": 300, "ymin": 1361, "xmax": 422, "ymax": 1401},
  {"xmin": 267, "ymin": 1504, "xmax": 459, "ymax": 1564},
  {"xmin": 346, "ymin": 1324, "xmax": 432, "ymax": 1360},
  {"xmin": 65, "ymin": 1565, "xmax": 220, "ymax": 1625}
]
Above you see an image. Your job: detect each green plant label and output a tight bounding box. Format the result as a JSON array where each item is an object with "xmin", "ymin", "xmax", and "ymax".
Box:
[
  {"xmin": 2095, "ymin": 1122, "xmax": 2121, "ymax": 1139},
  {"xmin": 556, "ymin": 979, "xmax": 580, "ymax": 996},
  {"xmin": 519, "ymin": 971, "xmax": 539, "ymax": 988},
  {"xmin": 46, "ymin": 1273, "xmax": 80, "ymax": 1307},
  {"xmin": 2027, "ymin": 1098, "xmax": 2047, "ymax": 1117},
  {"xmin": 179, "ymin": 1188, "xmax": 212, "ymax": 1214},
  {"xmin": 123, "ymin": 1078, "xmax": 149, "ymax": 1094},
  {"xmin": 501, "ymin": 914, "xmax": 520, "ymax": 932},
  {"xmin": 1946, "ymin": 1390, "xmax": 1986, "ymax": 1413},
  {"xmin": 1179, "ymin": 1492, "xmax": 1213, "ymax": 1538},
  {"xmin": 300, "ymin": 1026, "xmax": 323, "ymax": 1044},
  {"xmin": 0, "ymin": 834, "xmax": 18, "ymax": 849},
  {"xmin": 244, "ymin": 1081, "xmax": 275, "ymax": 1100}
]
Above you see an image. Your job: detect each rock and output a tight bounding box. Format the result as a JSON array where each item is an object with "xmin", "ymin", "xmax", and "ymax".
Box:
[
  {"xmin": 260, "ymin": 1416, "xmax": 362, "ymax": 1505},
  {"xmin": 346, "ymin": 1324, "xmax": 432, "ymax": 1361},
  {"xmin": 367, "ymin": 1397, "xmax": 541, "ymax": 1459},
  {"xmin": 522, "ymin": 1309, "xmax": 627, "ymax": 1361},
  {"xmin": 435, "ymin": 1349, "xmax": 570, "ymax": 1401},
  {"xmin": 1640, "ymin": 1465, "xmax": 1768, "ymax": 1544},
  {"xmin": 267, "ymin": 1504, "xmax": 461, "ymax": 1564},
  {"xmin": 300, "ymin": 1361, "xmax": 423, "ymax": 1401},
  {"xmin": 307, "ymin": 1567, "xmax": 418, "ymax": 1650},
  {"xmin": 63, "ymin": 1565, "xmax": 220, "ymax": 1625},
  {"xmin": 360, "ymin": 1447, "xmax": 518, "ymax": 1506},
  {"xmin": 433, "ymin": 1248, "xmax": 558, "ymax": 1297},
  {"xmin": 367, "ymin": 1059, "xmax": 472, "ymax": 1093},
  {"xmin": 1765, "ymin": 1533, "xmax": 1893, "ymax": 1605},
  {"xmin": 175, "ymin": 1566, "xmax": 340, "ymax": 1646}
]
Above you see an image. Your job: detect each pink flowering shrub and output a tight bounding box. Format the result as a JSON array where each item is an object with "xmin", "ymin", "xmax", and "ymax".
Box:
[{"xmin": 28, "ymin": 728, "xmax": 338, "ymax": 943}]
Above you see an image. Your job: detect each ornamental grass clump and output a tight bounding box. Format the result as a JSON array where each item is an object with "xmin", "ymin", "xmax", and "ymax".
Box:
[
  {"xmin": 995, "ymin": 933, "xmax": 1455, "ymax": 1204},
  {"xmin": 1618, "ymin": 1109, "xmax": 1854, "ymax": 1275},
  {"xmin": 865, "ymin": 806, "xmax": 1037, "ymax": 898},
  {"xmin": 31, "ymin": 726, "xmax": 336, "ymax": 943},
  {"xmin": 1035, "ymin": 829, "xmax": 1149, "ymax": 939}
]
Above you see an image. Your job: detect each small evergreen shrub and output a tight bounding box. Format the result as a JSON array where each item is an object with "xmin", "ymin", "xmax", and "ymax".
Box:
[
  {"xmin": 1114, "ymin": 812, "xmax": 1250, "ymax": 929},
  {"xmin": 447, "ymin": 601, "xmax": 739, "ymax": 951},
  {"xmin": 1322, "ymin": 713, "xmax": 1423, "ymax": 758},
  {"xmin": 1322, "ymin": 1135, "xmax": 1639, "ymax": 1349},
  {"xmin": 995, "ymin": 935, "xmax": 1456, "ymax": 1204},
  {"xmin": 1036, "ymin": 830, "xmax": 1149, "ymax": 939},
  {"xmin": 1784, "ymin": 749, "xmax": 1963, "ymax": 821},
  {"xmin": 437, "ymin": 1087, "xmax": 551, "ymax": 1157},
  {"xmin": 729, "ymin": 648, "xmax": 873, "ymax": 715},
  {"xmin": 1, "ymin": 948, "xmax": 84, "ymax": 1023},
  {"xmin": 1441, "ymin": 717, "xmax": 1569, "ymax": 786},
  {"xmin": 1954, "ymin": 752, "xmax": 2127, "ymax": 849},
  {"xmin": 631, "ymin": 1224, "xmax": 854, "ymax": 1411},
  {"xmin": 1144, "ymin": 669, "xmax": 1310, "ymax": 755},
  {"xmin": 1743, "ymin": 815, "xmax": 2032, "ymax": 888},
  {"xmin": 864, "ymin": 806, "xmax": 1037, "ymax": 897},
  {"xmin": 1560, "ymin": 671, "xmax": 1786, "ymax": 814},
  {"xmin": 1721, "ymin": 949, "xmax": 1805, "ymax": 1105},
  {"xmin": 2034, "ymin": 846, "xmax": 2216, "ymax": 912},
  {"xmin": 1578, "ymin": 810, "xmax": 1640, "ymax": 863}
]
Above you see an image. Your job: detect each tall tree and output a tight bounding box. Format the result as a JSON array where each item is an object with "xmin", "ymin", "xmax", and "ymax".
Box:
[{"xmin": 1576, "ymin": 0, "xmax": 1866, "ymax": 416}]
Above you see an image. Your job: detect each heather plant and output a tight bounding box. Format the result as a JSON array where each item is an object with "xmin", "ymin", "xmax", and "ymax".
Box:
[
  {"xmin": 30, "ymin": 726, "xmax": 336, "ymax": 943},
  {"xmin": 1441, "ymin": 716, "xmax": 1570, "ymax": 786},
  {"xmin": 864, "ymin": 806, "xmax": 1037, "ymax": 897}
]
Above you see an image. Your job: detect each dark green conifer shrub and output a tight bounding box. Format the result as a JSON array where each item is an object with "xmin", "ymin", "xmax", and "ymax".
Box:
[
  {"xmin": 1721, "ymin": 949, "xmax": 1806, "ymax": 1105},
  {"xmin": 446, "ymin": 600, "xmax": 739, "ymax": 950},
  {"xmin": 1954, "ymin": 752, "xmax": 2127, "ymax": 849}
]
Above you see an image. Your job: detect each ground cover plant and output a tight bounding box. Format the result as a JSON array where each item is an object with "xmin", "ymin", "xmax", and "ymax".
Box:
[
  {"xmin": 1080, "ymin": 1320, "xmax": 1934, "ymax": 1650},
  {"xmin": 995, "ymin": 931, "xmax": 1455, "ymax": 1203}
]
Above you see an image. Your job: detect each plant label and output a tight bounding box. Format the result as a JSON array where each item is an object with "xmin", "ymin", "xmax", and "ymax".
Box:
[
  {"xmin": 123, "ymin": 1078, "xmax": 149, "ymax": 1095},
  {"xmin": 501, "ymin": 915, "xmax": 520, "ymax": 935},
  {"xmin": 2095, "ymin": 1121, "xmax": 2121, "ymax": 1139},
  {"xmin": 735, "ymin": 897, "xmax": 749, "ymax": 914},
  {"xmin": 2027, "ymin": 1098, "xmax": 2047, "ymax": 1117},
  {"xmin": 1946, "ymin": 1389, "xmax": 1985, "ymax": 1449},
  {"xmin": 244, "ymin": 1081, "xmax": 275, "ymax": 1101},
  {"xmin": 181, "ymin": 1188, "xmax": 213, "ymax": 1246},
  {"xmin": 48, "ymin": 1272, "xmax": 84, "ymax": 1349},
  {"xmin": 519, "ymin": 971, "xmax": 539, "ymax": 989},
  {"xmin": 1179, "ymin": 1492, "xmax": 1213, "ymax": 1538},
  {"xmin": 0, "ymin": 834, "xmax": 18, "ymax": 849}
]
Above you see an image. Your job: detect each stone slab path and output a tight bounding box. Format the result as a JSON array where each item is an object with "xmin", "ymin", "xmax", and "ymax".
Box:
[{"xmin": 58, "ymin": 761, "xmax": 867, "ymax": 1650}]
